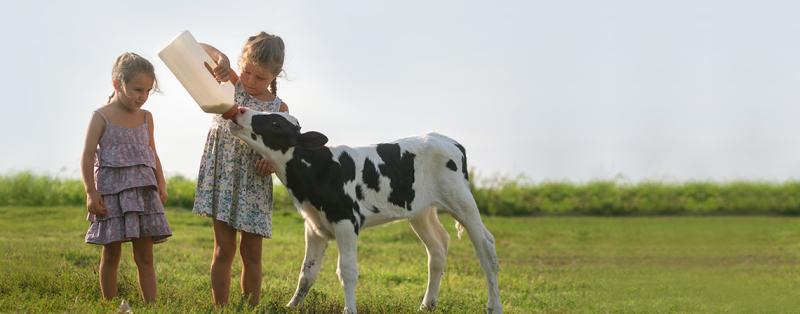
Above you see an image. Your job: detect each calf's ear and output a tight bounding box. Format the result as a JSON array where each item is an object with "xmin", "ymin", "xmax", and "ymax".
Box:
[{"xmin": 297, "ymin": 131, "xmax": 328, "ymax": 149}]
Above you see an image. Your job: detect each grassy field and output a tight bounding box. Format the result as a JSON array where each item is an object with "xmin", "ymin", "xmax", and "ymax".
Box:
[{"xmin": 1, "ymin": 207, "xmax": 799, "ymax": 313}]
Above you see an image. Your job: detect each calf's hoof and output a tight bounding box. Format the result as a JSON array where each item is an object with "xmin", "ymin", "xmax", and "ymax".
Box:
[
  {"xmin": 286, "ymin": 298, "xmax": 301, "ymax": 308},
  {"xmin": 418, "ymin": 301, "xmax": 436, "ymax": 311}
]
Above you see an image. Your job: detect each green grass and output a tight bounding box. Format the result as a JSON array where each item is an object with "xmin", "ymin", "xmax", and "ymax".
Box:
[{"xmin": 1, "ymin": 207, "xmax": 799, "ymax": 313}]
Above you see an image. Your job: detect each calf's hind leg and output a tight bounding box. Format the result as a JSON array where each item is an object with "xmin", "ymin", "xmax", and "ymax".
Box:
[
  {"xmin": 409, "ymin": 207, "xmax": 450, "ymax": 311},
  {"xmin": 442, "ymin": 191, "xmax": 502, "ymax": 314}
]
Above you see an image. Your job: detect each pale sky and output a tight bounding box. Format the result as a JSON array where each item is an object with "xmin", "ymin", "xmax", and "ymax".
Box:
[{"xmin": 2, "ymin": 0, "xmax": 800, "ymax": 182}]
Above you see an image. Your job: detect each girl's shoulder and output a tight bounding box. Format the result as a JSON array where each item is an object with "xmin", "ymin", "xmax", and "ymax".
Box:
[
  {"xmin": 95, "ymin": 104, "xmax": 119, "ymax": 119},
  {"xmin": 142, "ymin": 109, "xmax": 154, "ymax": 127},
  {"xmin": 95, "ymin": 104, "xmax": 112, "ymax": 114},
  {"xmin": 93, "ymin": 106, "xmax": 112, "ymax": 123},
  {"xmin": 87, "ymin": 105, "xmax": 112, "ymax": 137}
]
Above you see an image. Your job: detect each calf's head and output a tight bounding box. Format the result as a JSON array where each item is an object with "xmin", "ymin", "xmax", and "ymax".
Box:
[{"xmin": 230, "ymin": 108, "xmax": 328, "ymax": 157}]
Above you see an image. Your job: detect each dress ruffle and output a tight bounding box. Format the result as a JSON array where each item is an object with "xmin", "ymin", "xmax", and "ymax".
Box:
[
  {"xmin": 95, "ymin": 165, "xmax": 158, "ymax": 195},
  {"xmin": 86, "ymin": 187, "xmax": 171, "ymax": 244},
  {"xmin": 95, "ymin": 143, "xmax": 156, "ymax": 168}
]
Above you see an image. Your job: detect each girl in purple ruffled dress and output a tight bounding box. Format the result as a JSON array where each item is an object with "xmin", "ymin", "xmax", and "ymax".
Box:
[{"xmin": 80, "ymin": 52, "xmax": 172, "ymax": 303}]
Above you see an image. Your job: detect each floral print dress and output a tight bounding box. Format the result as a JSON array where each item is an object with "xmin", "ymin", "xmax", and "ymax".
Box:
[{"xmin": 193, "ymin": 81, "xmax": 281, "ymax": 238}]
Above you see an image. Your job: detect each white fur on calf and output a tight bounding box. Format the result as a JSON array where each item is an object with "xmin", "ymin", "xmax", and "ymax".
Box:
[{"xmin": 230, "ymin": 109, "xmax": 502, "ymax": 314}]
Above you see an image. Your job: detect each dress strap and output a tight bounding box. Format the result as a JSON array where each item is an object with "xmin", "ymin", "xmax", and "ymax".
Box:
[{"xmin": 94, "ymin": 110, "xmax": 109, "ymax": 123}]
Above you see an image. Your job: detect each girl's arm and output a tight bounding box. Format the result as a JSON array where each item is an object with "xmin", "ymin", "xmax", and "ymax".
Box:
[
  {"xmin": 201, "ymin": 42, "xmax": 240, "ymax": 120},
  {"xmin": 145, "ymin": 111, "xmax": 168, "ymax": 204},
  {"xmin": 81, "ymin": 111, "xmax": 107, "ymax": 216},
  {"xmin": 199, "ymin": 43, "xmax": 238, "ymax": 84}
]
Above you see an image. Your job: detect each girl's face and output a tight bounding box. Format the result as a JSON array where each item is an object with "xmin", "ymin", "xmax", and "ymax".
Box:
[
  {"xmin": 239, "ymin": 62, "xmax": 276, "ymax": 97},
  {"xmin": 115, "ymin": 72, "xmax": 154, "ymax": 110}
]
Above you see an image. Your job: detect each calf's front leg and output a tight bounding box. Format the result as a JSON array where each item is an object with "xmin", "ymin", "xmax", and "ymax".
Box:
[
  {"xmin": 287, "ymin": 222, "xmax": 329, "ymax": 307},
  {"xmin": 333, "ymin": 221, "xmax": 359, "ymax": 314}
]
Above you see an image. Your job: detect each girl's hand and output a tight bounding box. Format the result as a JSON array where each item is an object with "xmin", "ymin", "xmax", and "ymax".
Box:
[
  {"xmin": 212, "ymin": 54, "xmax": 231, "ymax": 82},
  {"xmin": 87, "ymin": 191, "xmax": 107, "ymax": 216},
  {"xmin": 221, "ymin": 105, "xmax": 241, "ymax": 120},
  {"xmin": 255, "ymin": 159, "xmax": 275, "ymax": 176},
  {"xmin": 159, "ymin": 187, "xmax": 169, "ymax": 205}
]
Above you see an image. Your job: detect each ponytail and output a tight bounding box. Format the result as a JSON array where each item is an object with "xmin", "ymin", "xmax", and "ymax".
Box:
[{"xmin": 269, "ymin": 79, "xmax": 278, "ymax": 96}]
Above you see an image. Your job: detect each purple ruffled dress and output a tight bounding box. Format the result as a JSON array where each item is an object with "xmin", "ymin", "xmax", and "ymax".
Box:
[{"xmin": 85, "ymin": 110, "xmax": 172, "ymax": 245}]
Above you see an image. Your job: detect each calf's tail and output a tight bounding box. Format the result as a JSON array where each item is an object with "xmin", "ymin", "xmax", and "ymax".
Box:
[{"xmin": 455, "ymin": 221, "xmax": 465, "ymax": 240}]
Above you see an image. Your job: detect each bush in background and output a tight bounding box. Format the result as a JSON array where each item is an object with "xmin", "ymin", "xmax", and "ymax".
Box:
[
  {"xmin": 470, "ymin": 176, "xmax": 800, "ymax": 216},
  {"xmin": 2, "ymin": 171, "xmax": 799, "ymax": 216}
]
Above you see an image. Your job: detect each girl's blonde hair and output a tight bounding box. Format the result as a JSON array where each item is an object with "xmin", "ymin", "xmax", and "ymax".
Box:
[
  {"xmin": 109, "ymin": 52, "xmax": 159, "ymax": 102},
  {"xmin": 239, "ymin": 32, "xmax": 285, "ymax": 95}
]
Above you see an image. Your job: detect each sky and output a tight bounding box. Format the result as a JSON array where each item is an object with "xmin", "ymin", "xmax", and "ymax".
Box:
[{"xmin": 1, "ymin": 0, "xmax": 800, "ymax": 182}]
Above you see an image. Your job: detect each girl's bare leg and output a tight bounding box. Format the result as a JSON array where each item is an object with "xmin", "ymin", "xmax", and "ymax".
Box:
[
  {"xmin": 99, "ymin": 242, "xmax": 122, "ymax": 300},
  {"xmin": 211, "ymin": 219, "xmax": 237, "ymax": 305},
  {"xmin": 132, "ymin": 237, "xmax": 156, "ymax": 303},
  {"xmin": 240, "ymin": 231, "xmax": 263, "ymax": 306}
]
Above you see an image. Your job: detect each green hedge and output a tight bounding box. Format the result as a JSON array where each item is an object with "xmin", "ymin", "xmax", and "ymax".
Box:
[
  {"xmin": 2, "ymin": 171, "xmax": 798, "ymax": 216},
  {"xmin": 471, "ymin": 178, "xmax": 800, "ymax": 216},
  {"xmin": 0, "ymin": 171, "xmax": 296, "ymax": 211}
]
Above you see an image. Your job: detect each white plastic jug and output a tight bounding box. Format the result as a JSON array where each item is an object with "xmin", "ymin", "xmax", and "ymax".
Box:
[{"xmin": 158, "ymin": 30, "xmax": 235, "ymax": 114}]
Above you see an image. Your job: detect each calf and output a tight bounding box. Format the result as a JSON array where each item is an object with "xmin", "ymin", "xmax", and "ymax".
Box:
[{"xmin": 230, "ymin": 109, "xmax": 501, "ymax": 314}]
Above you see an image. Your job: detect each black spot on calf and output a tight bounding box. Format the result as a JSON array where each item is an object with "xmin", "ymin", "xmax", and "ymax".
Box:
[
  {"xmin": 362, "ymin": 158, "xmax": 380, "ymax": 192},
  {"xmin": 355, "ymin": 184, "xmax": 364, "ymax": 201},
  {"xmin": 338, "ymin": 152, "xmax": 356, "ymax": 183},
  {"xmin": 454, "ymin": 143, "xmax": 469, "ymax": 180},
  {"xmin": 357, "ymin": 211, "xmax": 366, "ymax": 228},
  {"xmin": 285, "ymin": 147, "xmax": 361, "ymax": 234},
  {"xmin": 376, "ymin": 143, "xmax": 416, "ymax": 210},
  {"xmin": 446, "ymin": 159, "xmax": 458, "ymax": 171}
]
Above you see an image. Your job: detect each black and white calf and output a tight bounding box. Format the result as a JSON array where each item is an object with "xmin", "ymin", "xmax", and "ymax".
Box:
[{"xmin": 230, "ymin": 109, "xmax": 501, "ymax": 314}]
